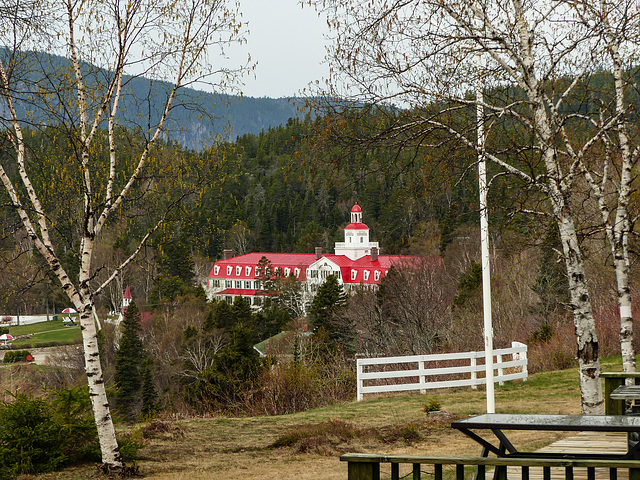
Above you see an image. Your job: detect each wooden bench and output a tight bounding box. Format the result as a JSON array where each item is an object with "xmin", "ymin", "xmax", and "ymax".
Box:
[{"xmin": 341, "ymin": 454, "xmax": 640, "ymax": 480}]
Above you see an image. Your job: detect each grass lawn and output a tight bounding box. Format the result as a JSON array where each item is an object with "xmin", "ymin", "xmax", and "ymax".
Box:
[
  {"xmin": 5, "ymin": 318, "xmax": 82, "ymax": 347},
  {"xmin": 24, "ymin": 355, "xmax": 612, "ymax": 480}
]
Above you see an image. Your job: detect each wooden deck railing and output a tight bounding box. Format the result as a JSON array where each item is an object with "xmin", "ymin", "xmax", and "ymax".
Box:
[{"xmin": 341, "ymin": 453, "xmax": 640, "ymax": 480}]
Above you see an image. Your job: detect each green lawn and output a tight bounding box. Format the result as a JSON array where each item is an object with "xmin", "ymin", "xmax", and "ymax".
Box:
[{"xmin": 5, "ymin": 318, "xmax": 82, "ymax": 347}]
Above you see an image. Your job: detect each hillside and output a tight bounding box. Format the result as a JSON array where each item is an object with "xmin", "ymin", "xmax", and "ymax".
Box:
[{"xmin": 0, "ymin": 51, "xmax": 307, "ymax": 148}]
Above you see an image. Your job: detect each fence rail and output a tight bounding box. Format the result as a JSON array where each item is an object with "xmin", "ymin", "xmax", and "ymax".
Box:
[
  {"xmin": 341, "ymin": 454, "xmax": 640, "ymax": 480},
  {"xmin": 356, "ymin": 342, "xmax": 527, "ymax": 401}
]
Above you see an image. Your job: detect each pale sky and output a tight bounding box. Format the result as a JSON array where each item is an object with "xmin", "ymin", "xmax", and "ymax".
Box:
[{"xmin": 232, "ymin": 0, "xmax": 330, "ymax": 98}]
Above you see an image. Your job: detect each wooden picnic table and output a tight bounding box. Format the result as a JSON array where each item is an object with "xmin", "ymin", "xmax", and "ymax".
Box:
[
  {"xmin": 451, "ymin": 413, "xmax": 640, "ymax": 460},
  {"xmin": 602, "ymin": 372, "xmax": 640, "ymax": 415}
]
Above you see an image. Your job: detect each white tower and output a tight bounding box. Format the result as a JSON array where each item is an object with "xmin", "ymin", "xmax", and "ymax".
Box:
[{"xmin": 334, "ymin": 204, "xmax": 379, "ymax": 260}]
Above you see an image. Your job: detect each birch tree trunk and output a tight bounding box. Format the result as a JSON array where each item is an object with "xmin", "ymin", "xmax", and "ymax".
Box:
[{"xmin": 0, "ymin": 0, "xmax": 248, "ymax": 469}]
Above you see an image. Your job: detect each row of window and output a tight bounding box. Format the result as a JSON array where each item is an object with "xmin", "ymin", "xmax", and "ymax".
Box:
[
  {"xmin": 212, "ymin": 264, "xmax": 387, "ymax": 285},
  {"xmin": 213, "ymin": 264, "xmax": 302, "ymax": 278},
  {"xmin": 351, "ymin": 269, "xmax": 382, "ymax": 281}
]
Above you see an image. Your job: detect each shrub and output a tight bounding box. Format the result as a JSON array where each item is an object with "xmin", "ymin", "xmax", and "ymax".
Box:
[
  {"xmin": 3, "ymin": 351, "xmax": 32, "ymax": 363},
  {"xmin": 423, "ymin": 399, "xmax": 442, "ymax": 413},
  {"xmin": 0, "ymin": 393, "xmax": 66, "ymax": 478}
]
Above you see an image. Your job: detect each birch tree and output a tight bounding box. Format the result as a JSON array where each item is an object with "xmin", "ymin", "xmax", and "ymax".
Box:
[
  {"xmin": 0, "ymin": 0, "xmax": 248, "ymax": 469},
  {"xmin": 309, "ymin": 0, "xmax": 640, "ymax": 413},
  {"xmin": 568, "ymin": 0, "xmax": 640, "ymax": 377}
]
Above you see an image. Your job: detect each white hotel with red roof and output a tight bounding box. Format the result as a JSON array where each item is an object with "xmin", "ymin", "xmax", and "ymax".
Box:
[{"xmin": 206, "ymin": 204, "xmax": 415, "ymax": 307}]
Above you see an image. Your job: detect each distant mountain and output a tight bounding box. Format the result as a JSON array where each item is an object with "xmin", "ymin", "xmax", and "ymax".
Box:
[{"xmin": 0, "ymin": 51, "xmax": 309, "ymax": 149}]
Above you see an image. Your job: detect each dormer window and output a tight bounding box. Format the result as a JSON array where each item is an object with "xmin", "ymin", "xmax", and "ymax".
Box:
[
  {"xmin": 284, "ymin": 267, "xmax": 291, "ymax": 277},
  {"xmin": 294, "ymin": 268, "xmax": 300, "ymax": 277},
  {"xmin": 214, "ymin": 265, "xmax": 220, "ymax": 275},
  {"xmin": 363, "ymin": 270, "xmax": 370, "ymax": 281},
  {"xmin": 226, "ymin": 266, "xmax": 232, "ymax": 275},
  {"xmin": 374, "ymin": 270, "xmax": 381, "ymax": 281},
  {"xmin": 246, "ymin": 266, "xmax": 251, "ymax": 276},
  {"xmin": 351, "ymin": 270, "xmax": 357, "ymax": 280},
  {"xmin": 236, "ymin": 266, "xmax": 241, "ymax": 276},
  {"xmin": 255, "ymin": 266, "xmax": 260, "ymax": 277}
]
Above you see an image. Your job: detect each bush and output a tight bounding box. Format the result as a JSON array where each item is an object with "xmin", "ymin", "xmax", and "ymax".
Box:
[
  {"xmin": 0, "ymin": 393, "xmax": 66, "ymax": 478},
  {"xmin": 0, "ymin": 387, "xmax": 103, "ymax": 479},
  {"xmin": 3, "ymin": 351, "xmax": 32, "ymax": 363}
]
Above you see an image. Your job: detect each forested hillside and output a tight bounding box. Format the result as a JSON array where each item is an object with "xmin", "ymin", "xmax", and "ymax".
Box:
[{"xmin": 0, "ymin": 52, "xmax": 304, "ymax": 147}]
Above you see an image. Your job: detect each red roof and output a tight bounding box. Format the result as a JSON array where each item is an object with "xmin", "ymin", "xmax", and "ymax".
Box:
[
  {"xmin": 209, "ymin": 251, "xmax": 437, "ymax": 286},
  {"xmin": 209, "ymin": 252, "xmax": 316, "ymax": 281},
  {"xmin": 351, "ymin": 204, "xmax": 362, "ymax": 213},
  {"xmin": 344, "ymin": 222, "xmax": 369, "ymax": 230},
  {"xmin": 123, "ymin": 285, "xmax": 132, "ymax": 300}
]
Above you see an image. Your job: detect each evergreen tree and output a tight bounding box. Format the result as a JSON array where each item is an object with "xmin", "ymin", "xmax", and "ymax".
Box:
[
  {"xmin": 114, "ymin": 301, "xmax": 145, "ymax": 421},
  {"xmin": 140, "ymin": 359, "xmax": 158, "ymax": 418},
  {"xmin": 309, "ymin": 275, "xmax": 348, "ymax": 348}
]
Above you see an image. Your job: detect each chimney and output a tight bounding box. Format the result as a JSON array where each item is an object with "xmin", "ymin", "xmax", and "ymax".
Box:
[
  {"xmin": 315, "ymin": 246, "xmax": 323, "ymax": 259},
  {"xmin": 223, "ymin": 249, "xmax": 234, "ymax": 260},
  {"xmin": 371, "ymin": 247, "xmax": 378, "ymax": 261}
]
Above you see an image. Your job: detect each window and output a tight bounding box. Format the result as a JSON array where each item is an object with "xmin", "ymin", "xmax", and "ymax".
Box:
[
  {"xmin": 374, "ymin": 270, "xmax": 381, "ymax": 281},
  {"xmin": 214, "ymin": 265, "xmax": 220, "ymax": 275},
  {"xmin": 246, "ymin": 266, "xmax": 252, "ymax": 276},
  {"xmin": 214, "ymin": 280, "xmax": 220, "ymax": 288},
  {"xmin": 284, "ymin": 267, "xmax": 290, "ymax": 276},
  {"xmin": 351, "ymin": 270, "xmax": 357, "ymax": 280},
  {"xmin": 226, "ymin": 266, "xmax": 232, "ymax": 275},
  {"xmin": 254, "ymin": 266, "xmax": 260, "ymax": 277},
  {"xmin": 363, "ymin": 270, "xmax": 370, "ymax": 281},
  {"xmin": 294, "ymin": 268, "xmax": 300, "ymax": 277},
  {"xmin": 236, "ymin": 266, "xmax": 241, "ymax": 276},
  {"xmin": 245, "ymin": 281, "xmax": 251, "ymax": 289},
  {"xmin": 360, "ymin": 237, "xmax": 363, "ymax": 243},
  {"xmin": 235, "ymin": 281, "xmax": 242, "ymax": 288},
  {"xmin": 226, "ymin": 280, "xmax": 232, "ymax": 288}
]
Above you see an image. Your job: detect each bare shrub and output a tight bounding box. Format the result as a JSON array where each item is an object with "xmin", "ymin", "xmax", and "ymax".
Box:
[
  {"xmin": 528, "ymin": 319, "xmax": 576, "ymax": 373},
  {"xmin": 251, "ymin": 345, "xmax": 356, "ymax": 416}
]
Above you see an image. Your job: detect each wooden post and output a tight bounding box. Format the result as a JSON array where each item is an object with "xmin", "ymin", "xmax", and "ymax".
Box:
[
  {"xmin": 497, "ymin": 354, "xmax": 504, "ymax": 386},
  {"xmin": 471, "ymin": 353, "xmax": 478, "ymax": 390},
  {"xmin": 348, "ymin": 461, "xmax": 380, "ymax": 480},
  {"xmin": 357, "ymin": 359, "xmax": 363, "ymax": 402},
  {"xmin": 420, "ymin": 360, "xmax": 427, "ymax": 394}
]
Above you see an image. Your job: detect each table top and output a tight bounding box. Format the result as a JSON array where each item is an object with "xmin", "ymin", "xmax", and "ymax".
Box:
[
  {"xmin": 451, "ymin": 413, "xmax": 640, "ymax": 432},
  {"xmin": 601, "ymin": 372, "xmax": 640, "ymax": 378},
  {"xmin": 610, "ymin": 385, "xmax": 640, "ymax": 400}
]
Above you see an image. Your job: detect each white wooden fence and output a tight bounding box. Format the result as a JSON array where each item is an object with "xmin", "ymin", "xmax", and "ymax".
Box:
[{"xmin": 356, "ymin": 341, "xmax": 527, "ymax": 401}]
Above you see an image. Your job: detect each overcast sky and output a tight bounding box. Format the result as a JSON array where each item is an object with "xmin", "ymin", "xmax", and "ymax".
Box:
[{"xmin": 231, "ymin": 0, "xmax": 330, "ymax": 98}]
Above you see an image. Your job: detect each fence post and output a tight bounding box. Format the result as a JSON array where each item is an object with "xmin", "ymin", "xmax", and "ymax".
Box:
[
  {"xmin": 357, "ymin": 359, "xmax": 363, "ymax": 402},
  {"xmin": 497, "ymin": 354, "xmax": 504, "ymax": 386},
  {"xmin": 471, "ymin": 352, "xmax": 478, "ymax": 390},
  {"xmin": 420, "ymin": 358, "xmax": 426, "ymax": 394},
  {"xmin": 512, "ymin": 341, "xmax": 528, "ymax": 382}
]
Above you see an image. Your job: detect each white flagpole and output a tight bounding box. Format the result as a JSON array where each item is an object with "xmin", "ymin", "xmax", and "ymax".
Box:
[{"xmin": 476, "ymin": 10, "xmax": 495, "ymax": 414}]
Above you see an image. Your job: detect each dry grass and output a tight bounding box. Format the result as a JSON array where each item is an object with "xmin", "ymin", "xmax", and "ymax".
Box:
[{"xmin": 19, "ymin": 358, "xmax": 625, "ymax": 480}]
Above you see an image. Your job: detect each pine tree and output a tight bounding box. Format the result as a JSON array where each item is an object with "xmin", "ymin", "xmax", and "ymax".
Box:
[
  {"xmin": 114, "ymin": 301, "xmax": 145, "ymax": 421},
  {"xmin": 309, "ymin": 275, "xmax": 348, "ymax": 348},
  {"xmin": 140, "ymin": 359, "xmax": 157, "ymax": 418}
]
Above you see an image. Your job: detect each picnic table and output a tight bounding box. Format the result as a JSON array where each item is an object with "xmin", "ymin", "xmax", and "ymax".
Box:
[
  {"xmin": 602, "ymin": 372, "xmax": 640, "ymax": 415},
  {"xmin": 451, "ymin": 413, "xmax": 640, "ymax": 460}
]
